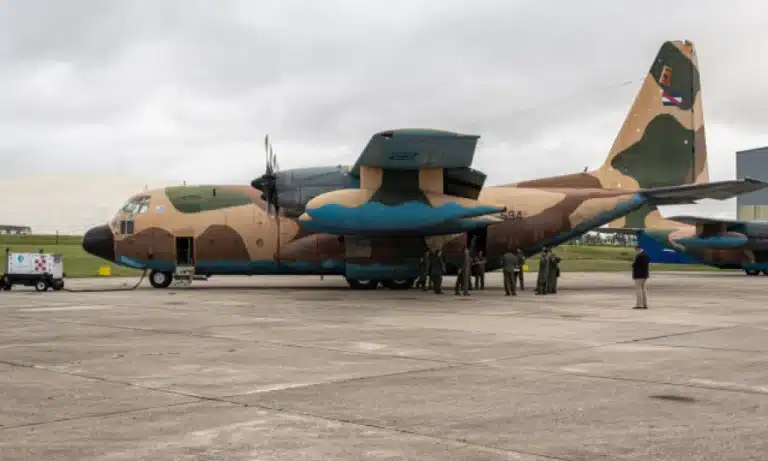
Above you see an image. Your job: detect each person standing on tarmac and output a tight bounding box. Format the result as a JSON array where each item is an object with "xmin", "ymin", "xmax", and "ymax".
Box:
[
  {"xmin": 502, "ymin": 250, "xmax": 519, "ymax": 296},
  {"xmin": 535, "ymin": 247, "xmax": 551, "ymax": 295},
  {"xmin": 473, "ymin": 250, "xmax": 486, "ymax": 290},
  {"xmin": 416, "ymin": 250, "xmax": 430, "ymax": 291},
  {"xmin": 454, "ymin": 246, "xmax": 471, "ymax": 296},
  {"xmin": 547, "ymin": 249, "xmax": 562, "ymax": 294},
  {"xmin": 632, "ymin": 245, "xmax": 650, "ymax": 309},
  {"xmin": 429, "ymin": 249, "xmax": 446, "ymax": 294},
  {"xmin": 514, "ymin": 248, "xmax": 526, "ymax": 291}
]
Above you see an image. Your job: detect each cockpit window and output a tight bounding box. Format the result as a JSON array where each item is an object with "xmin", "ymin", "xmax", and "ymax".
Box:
[{"xmin": 120, "ymin": 195, "xmax": 151, "ymax": 214}]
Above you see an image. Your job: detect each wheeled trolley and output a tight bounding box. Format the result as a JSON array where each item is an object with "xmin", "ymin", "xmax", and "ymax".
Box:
[{"xmin": 1, "ymin": 249, "xmax": 65, "ymax": 292}]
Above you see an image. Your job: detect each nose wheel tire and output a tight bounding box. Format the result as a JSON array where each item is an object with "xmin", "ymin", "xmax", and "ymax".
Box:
[
  {"xmin": 34, "ymin": 280, "xmax": 48, "ymax": 292},
  {"xmin": 345, "ymin": 278, "xmax": 379, "ymax": 290},
  {"xmin": 149, "ymin": 270, "xmax": 173, "ymax": 288}
]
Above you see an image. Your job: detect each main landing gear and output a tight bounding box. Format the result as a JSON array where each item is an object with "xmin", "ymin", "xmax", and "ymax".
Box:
[
  {"xmin": 345, "ymin": 277, "xmax": 416, "ymax": 290},
  {"xmin": 744, "ymin": 269, "xmax": 768, "ymax": 276}
]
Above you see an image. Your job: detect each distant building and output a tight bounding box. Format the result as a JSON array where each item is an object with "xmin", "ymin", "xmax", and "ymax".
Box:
[
  {"xmin": 0, "ymin": 225, "xmax": 31, "ymax": 235},
  {"xmin": 736, "ymin": 146, "xmax": 768, "ymax": 220}
]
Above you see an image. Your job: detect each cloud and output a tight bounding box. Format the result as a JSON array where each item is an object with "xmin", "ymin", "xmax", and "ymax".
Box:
[{"xmin": 1, "ymin": 0, "xmax": 767, "ymax": 232}]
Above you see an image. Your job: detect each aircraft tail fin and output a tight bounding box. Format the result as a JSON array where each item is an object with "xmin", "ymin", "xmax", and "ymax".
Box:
[
  {"xmin": 600, "ymin": 39, "xmax": 708, "ymax": 230},
  {"xmin": 512, "ymin": 40, "xmax": 707, "ymax": 196}
]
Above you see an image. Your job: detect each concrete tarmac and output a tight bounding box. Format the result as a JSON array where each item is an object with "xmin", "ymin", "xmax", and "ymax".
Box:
[{"xmin": 0, "ymin": 271, "xmax": 766, "ymax": 460}]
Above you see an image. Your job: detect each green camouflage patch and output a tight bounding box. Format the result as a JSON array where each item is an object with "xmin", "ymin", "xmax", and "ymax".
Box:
[
  {"xmin": 611, "ymin": 115, "xmax": 695, "ymax": 189},
  {"xmin": 165, "ymin": 186, "xmax": 253, "ymax": 213}
]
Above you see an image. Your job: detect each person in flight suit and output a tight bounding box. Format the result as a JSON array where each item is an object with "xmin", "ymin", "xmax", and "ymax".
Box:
[
  {"xmin": 454, "ymin": 246, "xmax": 472, "ymax": 296},
  {"xmin": 416, "ymin": 250, "xmax": 431, "ymax": 291},
  {"xmin": 514, "ymin": 248, "xmax": 526, "ymax": 291},
  {"xmin": 473, "ymin": 250, "xmax": 487, "ymax": 290},
  {"xmin": 547, "ymin": 249, "xmax": 562, "ymax": 294},
  {"xmin": 429, "ymin": 249, "xmax": 446, "ymax": 294},
  {"xmin": 501, "ymin": 250, "xmax": 519, "ymax": 296},
  {"xmin": 535, "ymin": 247, "xmax": 551, "ymax": 295}
]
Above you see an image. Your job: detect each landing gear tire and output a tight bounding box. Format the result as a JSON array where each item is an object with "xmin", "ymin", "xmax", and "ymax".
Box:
[
  {"xmin": 149, "ymin": 270, "xmax": 173, "ymax": 288},
  {"xmin": 745, "ymin": 269, "xmax": 761, "ymax": 276},
  {"xmin": 0, "ymin": 277, "xmax": 11, "ymax": 291},
  {"xmin": 51, "ymin": 279, "xmax": 64, "ymax": 291},
  {"xmin": 345, "ymin": 278, "xmax": 379, "ymax": 290},
  {"xmin": 380, "ymin": 278, "xmax": 415, "ymax": 290},
  {"xmin": 35, "ymin": 280, "xmax": 48, "ymax": 292}
]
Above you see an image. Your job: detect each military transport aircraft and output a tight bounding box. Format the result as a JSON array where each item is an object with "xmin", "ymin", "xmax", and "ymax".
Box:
[
  {"xmin": 600, "ymin": 215, "xmax": 768, "ymax": 276},
  {"xmin": 82, "ymin": 39, "xmax": 768, "ymax": 290}
]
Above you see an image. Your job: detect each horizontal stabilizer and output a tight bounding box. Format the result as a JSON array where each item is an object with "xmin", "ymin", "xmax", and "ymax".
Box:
[
  {"xmin": 666, "ymin": 215, "xmax": 747, "ymax": 226},
  {"xmin": 593, "ymin": 227, "xmax": 641, "ymax": 235},
  {"xmin": 640, "ymin": 178, "xmax": 768, "ymax": 205},
  {"xmin": 675, "ymin": 233, "xmax": 748, "ymax": 249},
  {"xmin": 299, "ymin": 200, "xmax": 505, "ymax": 236}
]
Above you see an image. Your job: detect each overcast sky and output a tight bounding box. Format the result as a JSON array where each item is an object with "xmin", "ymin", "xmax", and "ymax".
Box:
[{"xmin": 2, "ymin": 0, "xmax": 768, "ymax": 233}]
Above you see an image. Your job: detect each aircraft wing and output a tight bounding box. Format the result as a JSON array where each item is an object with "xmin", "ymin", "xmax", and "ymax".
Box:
[
  {"xmin": 639, "ymin": 178, "xmax": 768, "ymax": 205},
  {"xmin": 347, "ymin": 129, "xmax": 480, "ymax": 178},
  {"xmin": 298, "ymin": 128, "xmax": 505, "ymax": 236}
]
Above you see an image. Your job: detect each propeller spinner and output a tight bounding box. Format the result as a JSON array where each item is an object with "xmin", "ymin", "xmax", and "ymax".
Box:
[{"xmin": 251, "ymin": 134, "xmax": 280, "ymax": 216}]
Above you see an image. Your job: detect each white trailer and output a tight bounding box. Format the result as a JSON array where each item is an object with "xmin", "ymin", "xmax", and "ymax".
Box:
[{"xmin": 1, "ymin": 250, "xmax": 65, "ymax": 292}]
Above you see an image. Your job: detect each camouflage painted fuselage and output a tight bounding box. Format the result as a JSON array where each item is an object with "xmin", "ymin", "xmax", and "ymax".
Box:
[{"xmin": 103, "ymin": 182, "xmax": 645, "ymax": 279}]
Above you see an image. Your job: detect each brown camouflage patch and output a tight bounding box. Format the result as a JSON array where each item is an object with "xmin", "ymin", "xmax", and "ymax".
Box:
[
  {"xmin": 116, "ymin": 227, "xmax": 175, "ymax": 263},
  {"xmin": 197, "ymin": 225, "xmax": 250, "ymax": 261}
]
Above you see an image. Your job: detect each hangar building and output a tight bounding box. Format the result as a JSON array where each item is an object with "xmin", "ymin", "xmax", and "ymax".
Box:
[{"xmin": 736, "ymin": 146, "xmax": 768, "ymax": 220}]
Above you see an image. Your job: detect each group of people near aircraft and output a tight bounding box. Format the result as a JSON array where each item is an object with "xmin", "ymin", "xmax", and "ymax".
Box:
[{"xmin": 415, "ymin": 245, "xmax": 561, "ymax": 296}]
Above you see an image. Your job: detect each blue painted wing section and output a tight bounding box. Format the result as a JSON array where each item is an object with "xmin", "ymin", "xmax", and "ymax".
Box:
[
  {"xmin": 637, "ymin": 232, "xmax": 699, "ymax": 264},
  {"xmin": 301, "ymin": 201, "xmax": 504, "ymax": 236},
  {"xmin": 349, "ymin": 129, "xmax": 480, "ymax": 177}
]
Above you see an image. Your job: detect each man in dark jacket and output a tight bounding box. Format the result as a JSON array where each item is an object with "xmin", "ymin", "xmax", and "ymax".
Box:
[{"xmin": 631, "ymin": 245, "xmax": 650, "ymax": 309}]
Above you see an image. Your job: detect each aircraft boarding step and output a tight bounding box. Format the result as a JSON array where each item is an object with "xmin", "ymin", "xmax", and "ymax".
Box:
[{"xmin": 172, "ymin": 265, "xmax": 195, "ymax": 287}]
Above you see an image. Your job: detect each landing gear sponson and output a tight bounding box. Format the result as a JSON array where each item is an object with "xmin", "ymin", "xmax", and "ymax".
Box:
[{"xmin": 147, "ymin": 270, "xmax": 415, "ymax": 290}]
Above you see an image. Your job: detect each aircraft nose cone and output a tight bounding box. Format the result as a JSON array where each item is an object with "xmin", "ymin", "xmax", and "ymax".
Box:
[{"xmin": 82, "ymin": 224, "xmax": 115, "ymax": 262}]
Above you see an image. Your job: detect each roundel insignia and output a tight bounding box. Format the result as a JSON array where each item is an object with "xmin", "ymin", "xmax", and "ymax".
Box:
[{"xmin": 17, "ymin": 255, "xmax": 23, "ymax": 263}]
